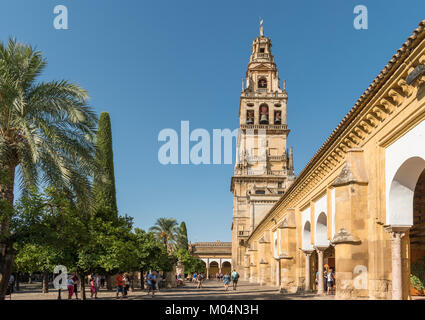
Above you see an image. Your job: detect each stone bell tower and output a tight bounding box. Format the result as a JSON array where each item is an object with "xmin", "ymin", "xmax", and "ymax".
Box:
[{"xmin": 230, "ymin": 21, "xmax": 295, "ymax": 277}]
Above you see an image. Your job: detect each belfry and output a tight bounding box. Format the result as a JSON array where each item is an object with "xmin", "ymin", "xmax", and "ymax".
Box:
[{"xmin": 230, "ymin": 21, "xmax": 295, "ymax": 279}]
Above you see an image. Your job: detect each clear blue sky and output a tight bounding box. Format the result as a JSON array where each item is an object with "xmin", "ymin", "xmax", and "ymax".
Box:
[{"xmin": 1, "ymin": 0, "xmax": 424, "ymax": 242}]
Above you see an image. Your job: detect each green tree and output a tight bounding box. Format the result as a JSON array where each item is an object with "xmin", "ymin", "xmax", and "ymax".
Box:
[
  {"xmin": 177, "ymin": 221, "xmax": 189, "ymax": 251},
  {"xmin": 93, "ymin": 112, "xmax": 118, "ymax": 222},
  {"xmin": 0, "ymin": 39, "xmax": 97, "ymax": 299},
  {"xmin": 176, "ymin": 248, "xmax": 205, "ymax": 275},
  {"xmin": 149, "ymin": 218, "xmax": 178, "ymax": 253},
  {"xmin": 133, "ymin": 228, "xmax": 172, "ymax": 289}
]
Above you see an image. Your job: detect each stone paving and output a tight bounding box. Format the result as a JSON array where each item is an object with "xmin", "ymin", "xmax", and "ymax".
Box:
[{"xmin": 6, "ymin": 280, "xmax": 335, "ymax": 300}]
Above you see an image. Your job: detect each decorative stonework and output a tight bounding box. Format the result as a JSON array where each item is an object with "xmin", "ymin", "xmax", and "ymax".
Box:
[{"xmin": 331, "ymin": 228, "xmax": 361, "ymax": 245}]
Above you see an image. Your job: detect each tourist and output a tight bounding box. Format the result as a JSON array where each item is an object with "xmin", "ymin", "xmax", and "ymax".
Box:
[
  {"xmin": 223, "ymin": 273, "xmax": 231, "ymax": 291},
  {"xmin": 71, "ymin": 272, "xmax": 79, "ymax": 300},
  {"xmin": 327, "ymin": 268, "xmax": 335, "ymax": 295},
  {"xmin": 219, "ymin": 272, "xmax": 223, "ymax": 281},
  {"xmin": 67, "ymin": 276, "xmax": 75, "ymax": 299},
  {"xmin": 123, "ymin": 272, "xmax": 130, "ymax": 297},
  {"xmin": 176, "ymin": 273, "xmax": 183, "ymax": 286},
  {"xmin": 196, "ymin": 273, "xmax": 203, "ymax": 288},
  {"xmin": 147, "ymin": 271, "xmax": 156, "ymax": 297},
  {"xmin": 90, "ymin": 277, "xmax": 96, "ymax": 299},
  {"xmin": 231, "ymin": 269, "xmax": 239, "ymax": 290},
  {"xmin": 116, "ymin": 271, "xmax": 124, "ymax": 299},
  {"xmin": 216, "ymin": 272, "xmax": 220, "ymax": 281}
]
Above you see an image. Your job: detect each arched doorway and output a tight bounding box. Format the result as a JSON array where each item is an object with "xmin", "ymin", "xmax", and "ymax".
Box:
[
  {"xmin": 209, "ymin": 261, "xmax": 219, "ymax": 278},
  {"xmin": 410, "ymin": 168, "xmax": 425, "ymax": 296},
  {"xmin": 222, "ymin": 261, "xmax": 232, "ymax": 275},
  {"xmin": 387, "ymin": 156, "xmax": 425, "ymax": 299}
]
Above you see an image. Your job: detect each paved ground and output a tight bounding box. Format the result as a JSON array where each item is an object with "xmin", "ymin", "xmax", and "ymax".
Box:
[{"xmin": 6, "ymin": 280, "xmax": 335, "ymax": 300}]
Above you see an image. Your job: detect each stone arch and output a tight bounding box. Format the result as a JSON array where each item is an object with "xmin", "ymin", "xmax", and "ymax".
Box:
[
  {"xmin": 387, "ymin": 157, "xmax": 425, "ymax": 226},
  {"xmin": 222, "ymin": 261, "xmax": 232, "ymax": 275},
  {"xmin": 209, "ymin": 261, "xmax": 219, "ymax": 277},
  {"xmin": 315, "ymin": 212, "xmax": 329, "ymax": 246},
  {"xmin": 259, "ymin": 104, "xmax": 269, "ymax": 124},
  {"xmin": 385, "ymin": 118, "xmax": 425, "ymax": 225},
  {"xmin": 302, "ymin": 221, "xmax": 313, "ymax": 250}
]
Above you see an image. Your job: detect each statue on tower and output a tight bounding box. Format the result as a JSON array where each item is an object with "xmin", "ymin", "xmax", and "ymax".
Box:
[{"xmin": 260, "ymin": 18, "xmax": 264, "ymax": 36}]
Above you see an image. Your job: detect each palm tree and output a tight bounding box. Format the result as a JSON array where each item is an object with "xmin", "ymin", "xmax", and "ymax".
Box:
[
  {"xmin": 0, "ymin": 39, "xmax": 98, "ymax": 299},
  {"xmin": 149, "ymin": 218, "xmax": 179, "ymax": 253}
]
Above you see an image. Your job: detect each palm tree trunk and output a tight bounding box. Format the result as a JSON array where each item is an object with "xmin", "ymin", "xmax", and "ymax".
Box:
[{"xmin": 0, "ymin": 165, "xmax": 16, "ymax": 300}]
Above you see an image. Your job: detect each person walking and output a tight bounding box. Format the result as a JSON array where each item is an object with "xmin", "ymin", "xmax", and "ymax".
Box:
[
  {"xmin": 196, "ymin": 273, "xmax": 203, "ymax": 288},
  {"xmin": 123, "ymin": 272, "xmax": 130, "ymax": 297},
  {"xmin": 67, "ymin": 276, "xmax": 75, "ymax": 299},
  {"xmin": 71, "ymin": 273, "xmax": 79, "ymax": 300},
  {"xmin": 231, "ymin": 269, "xmax": 239, "ymax": 291},
  {"xmin": 147, "ymin": 271, "xmax": 156, "ymax": 297},
  {"xmin": 323, "ymin": 269, "xmax": 328, "ymax": 293},
  {"xmin": 90, "ymin": 277, "xmax": 96, "ymax": 299},
  {"xmin": 216, "ymin": 272, "xmax": 220, "ymax": 282},
  {"xmin": 223, "ymin": 273, "xmax": 231, "ymax": 291},
  {"xmin": 327, "ymin": 268, "xmax": 334, "ymax": 295},
  {"xmin": 116, "ymin": 271, "xmax": 124, "ymax": 299}
]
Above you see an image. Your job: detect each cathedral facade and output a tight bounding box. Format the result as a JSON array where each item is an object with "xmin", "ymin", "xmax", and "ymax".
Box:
[{"xmin": 231, "ymin": 20, "xmax": 425, "ymax": 299}]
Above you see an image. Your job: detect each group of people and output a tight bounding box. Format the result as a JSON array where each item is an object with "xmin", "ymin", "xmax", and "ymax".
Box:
[
  {"xmin": 67, "ymin": 273, "xmax": 104, "ymax": 299},
  {"xmin": 223, "ymin": 270, "xmax": 239, "ymax": 291},
  {"xmin": 315, "ymin": 266, "xmax": 336, "ymax": 295},
  {"xmin": 190, "ymin": 272, "xmax": 205, "ymax": 288}
]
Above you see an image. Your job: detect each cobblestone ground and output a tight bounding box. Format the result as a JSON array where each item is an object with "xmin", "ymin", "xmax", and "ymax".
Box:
[{"xmin": 6, "ymin": 280, "xmax": 335, "ymax": 300}]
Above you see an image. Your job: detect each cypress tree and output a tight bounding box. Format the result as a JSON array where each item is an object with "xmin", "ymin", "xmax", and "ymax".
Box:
[
  {"xmin": 177, "ymin": 221, "xmax": 189, "ymax": 250},
  {"xmin": 93, "ymin": 112, "xmax": 118, "ymax": 221}
]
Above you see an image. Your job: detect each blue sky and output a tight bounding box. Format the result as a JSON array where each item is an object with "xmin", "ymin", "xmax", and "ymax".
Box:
[{"xmin": 1, "ymin": 0, "xmax": 424, "ymax": 242}]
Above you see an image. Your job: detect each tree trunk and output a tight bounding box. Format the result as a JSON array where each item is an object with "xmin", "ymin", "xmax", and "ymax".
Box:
[
  {"xmin": 0, "ymin": 165, "xmax": 16, "ymax": 300},
  {"xmin": 42, "ymin": 271, "xmax": 49, "ymax": 293},
  {"xmin": 28, "ymin": 274, "xmax": 32, "ymax": 284},
  {"xmin": 106, "ymin": 274, "xmax": 113, "ymax": 290},
  {"xmin": 140, "ymin": 269, "xmax": 144, "ymax": 290},
  {"xmin": 15, "ymin": 273, "xmax": 19, "ymax": 292},
  {"xmin": 80, "ymin": 274, "xmax": 86, "ymax": 300}
]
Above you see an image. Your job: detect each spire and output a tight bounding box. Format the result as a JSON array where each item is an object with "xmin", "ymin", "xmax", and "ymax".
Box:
[{"xmin": 259, "ymin": 18, "xmax": 264, "ymax": 36}]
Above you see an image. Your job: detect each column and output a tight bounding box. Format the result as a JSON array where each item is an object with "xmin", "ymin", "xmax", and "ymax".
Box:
[
  {"xmin": 385, "ymin": 226, "xmax": 410, "ymax": 300},
  {"xmin": 315, "ymin": 246, "xmax": 326, "ymax": 295},
  {"xmin": 219, "ymin": 258, "xmax": 222, "ymax": 274},
  {"xmin": 303, "ymin": 250, "xmax": 313, "ymax": 292},
  {"xmin": 206, "ymin": 258, "xmax": 209, "ymax": 280}
]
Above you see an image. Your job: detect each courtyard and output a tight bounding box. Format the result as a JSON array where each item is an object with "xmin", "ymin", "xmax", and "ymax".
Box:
[{"xmin": 6, "ymin": 280, "xmax": 334, "ymax": 300}]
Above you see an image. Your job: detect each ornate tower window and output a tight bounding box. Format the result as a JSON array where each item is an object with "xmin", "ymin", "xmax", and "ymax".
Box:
[
  {"xmin": 274, "ymin": 110, "xmax": 282, "ymax": 124},
  {"xmin": 259, "ymin": 104, "xmax": 269, "ymax": 124},
  {"xmin": 258, "ymin": 78, "xmax": 267, "ymax": 89},
  {"xmin": 246, "ymin": 110, "xmax": 254, "ymax": 125}
]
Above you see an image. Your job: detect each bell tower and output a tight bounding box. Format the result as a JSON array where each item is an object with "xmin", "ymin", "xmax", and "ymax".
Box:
[{"xmin": 231, "ymin": 21, "xmax": 295, "ymax": 278}]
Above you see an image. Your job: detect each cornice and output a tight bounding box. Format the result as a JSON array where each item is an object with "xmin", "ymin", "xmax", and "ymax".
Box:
[{"xmin": 246, "ymin": 19, "xmax": 425, "ymax": 243}]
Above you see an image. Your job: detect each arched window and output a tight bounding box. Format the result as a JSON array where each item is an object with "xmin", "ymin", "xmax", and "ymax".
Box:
[
  {"xmin": 246, "ymin": 110, "xmax": 254, "ymax": 125},
  {"xmin": 259, "ymin": 104, "xmax": 269, "ymax": 124},
  {"xmin": 258, "ymin": 78, "xmax": 267, "ymax": 89},
  {"xmin": 274, "ymin": 110, "xmax": 282, "ymax": 124}
]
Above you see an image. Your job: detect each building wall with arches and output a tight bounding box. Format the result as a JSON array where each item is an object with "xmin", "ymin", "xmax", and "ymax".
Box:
[{"xmin": 238, "ymin": 20, "xmax": 425, "ymax": 299}]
